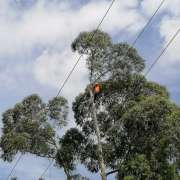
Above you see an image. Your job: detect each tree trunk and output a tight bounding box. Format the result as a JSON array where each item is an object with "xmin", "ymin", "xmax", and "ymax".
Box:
[
  {"xmin": 89, "ymin": 88, "xmax": 107, "ymax": 180},
  {"xmin": 64, "ymin": 166, "xmax": 72, "ymax": 180},
  {"xmin": 106, "ymin": 169, "xmax": 120, "ymax": 176}
]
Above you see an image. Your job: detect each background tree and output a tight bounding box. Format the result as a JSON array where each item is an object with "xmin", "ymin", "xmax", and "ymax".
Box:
[
  {"xmin": 0, "ymin": 94, "xmax": 68, "ymax": 161},
  {"xmin": 111, "ymin": 96, "xmax": 180, "ymax": 179},
  {"xmin": 0, "ymin": 94, "xmax": 75, "ymax": 179},
  {"xmin": 55, "ymin": 128, "xmax": 86, "ymax": 180},
  {"xmin": 1, "ymin": 94, "xmax": 87, "ymax": 180}
]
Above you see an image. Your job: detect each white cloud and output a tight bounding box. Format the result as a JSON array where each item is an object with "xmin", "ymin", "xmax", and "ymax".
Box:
[
  {"xmin": 0, "ymin": 0, "xmax": 145, "ymax": 56},
  {"xmin": 159, "ymin": 16, "xmax": 180, "ymax": 65},
  {"xmin": 0, "ymin": 62, "xmax": 30, "ymax": 89},
  {"xmin": 12, "ymin": 0, "xmax": 145, "ymax": 93},
  {"xmin": 141, "ymin": 0, "xmax": 180, "ymax": 82},
  {"xmin": 141, "ymin": 0, "xmax": 180, "ymax": 52},
  {"xmin": 0, "ymin": 0, "xmax": 179, "ymax": 105},
  {"xmin": 147, "ymin": 15, "xmax": 180, "ymax": 93},
  {"xmin": 163, "ymin": 0, "xmax": 180, "ymax": 16},
  {"xmin": 141, "ymin": 0, "xmax": 165, "ymax": 17},
  {"xmin": 33, "ymin": 48, "xmax": 88, "ymax": 99},
  {"xmin": 141, "ymin": 0, "xmax": 180, "ymax": 17},
  {"xmin": 0, "ymin": 0, "xmax": 179, "ymax": 95},
  {"xmin": 0, "ymin": 0, "xmax": 147, "ymax": 95}
]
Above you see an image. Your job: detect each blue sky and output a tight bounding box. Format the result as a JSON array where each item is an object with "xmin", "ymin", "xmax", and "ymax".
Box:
[{"xmin": 0, "ymin": 0, "xmax": 180, "ymax": 179}]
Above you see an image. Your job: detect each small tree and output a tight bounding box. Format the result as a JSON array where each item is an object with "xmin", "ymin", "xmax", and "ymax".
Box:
[
  {"xmin": 55, "ymin": 128, "xmax": 86, "ymax": 180},
  {"xmin": 1, "ymin": 94, "xmax": 87, "ymax": 180},
  {"xmin": 112, "ymin": 98, "xmax": 177, "ymax": 179},
  {"xmin": 0, "ymin": 94, "xmax": 74, "ymax": 179}
]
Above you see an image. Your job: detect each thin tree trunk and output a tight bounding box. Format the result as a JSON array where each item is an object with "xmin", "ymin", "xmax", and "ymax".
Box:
[
  {"xmin": 64, "ymin": 166, "xmax": 72, "ymax": 180},
  {"xmin": 89, "ymin": 88, "xmax": 107, "ymax": 180},
  {"xmin": 106, "ymin": 169, "xmax": 120, "ymax": 176}
]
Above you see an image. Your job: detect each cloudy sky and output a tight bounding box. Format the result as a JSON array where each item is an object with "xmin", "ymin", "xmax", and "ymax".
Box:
[{"xmin": 0, "ymin": 0, "xmax": 180, "ymax": 179}]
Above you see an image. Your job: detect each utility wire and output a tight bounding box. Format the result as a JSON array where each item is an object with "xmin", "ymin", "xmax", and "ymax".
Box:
[
  {"xmin": 95, "ymin": 28, "xmax": 180, "ymax": 84},
  {"xmin": 5, "ymin": 154, "xmax": 23, "ymax": 180},
  {"xmin": 132, "ymin": 0, "xmax": 165, "ymax": 47},
  {"xmin": 55, "ymin": 0, "xmax": 116, "ymax": 98},
  {"xmin": 38, "ymin": 160, "xmax": 54, "ymax": 180},
  {"xmin": 145, "ymin": 28, "xmax": 180, "ymax": 76},
  {"xmin": 37, "ymin": 0, "xmax": 116, "ymax": 179}
]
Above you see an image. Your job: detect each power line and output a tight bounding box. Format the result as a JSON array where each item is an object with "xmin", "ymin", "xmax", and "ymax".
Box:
[
  {"xmin": 5, "ymin": 154, "xmax": 23, "ymax": 180},
  {"xmin": 132, "ymin": 0, "xmax": 165, "ymax": 47},
  {"xmin": 55, "ymin": 0, "xmax": 116, "ymax": 98},
  {"xmin": 37, "ymin": 0, "xmax": 116, "ymax": 179},
  {"xmin": 145, "ymin": 28, "xmax": 180, "ymax": 76},
  {"xmin": 38, "ymin": 160, "xmax": 54, "ymax": 180}
]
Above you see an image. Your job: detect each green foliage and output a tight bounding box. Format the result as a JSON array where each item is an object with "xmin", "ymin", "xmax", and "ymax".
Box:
[
  {"xmin": 55, "ymin": 128, "xmax": 86, "ymax": 177},
  {"xmin": 121, "ymin": 96, "xmax": 172, "ymax": 147},
  {"xmin": 124, "ymin": 176, "xmax": 135, "ymax": 180},
  {"xmin": 48, "ymin": 97, "xmax": 68, "ymax": 127},
  {"xmin": 0, "ymin": 94, "xmax": 68, "ymax": 161},
  {"xmin": 71, "ymin": 30, "xmax": 112, "ymax": 54},
  {"xmin": 108, "ymin": 96, "xmax": 180, "ymax": 179},
  {"xmin": 71, "ymin": 174, "xmax": 90, "ymax": 180},
  {"xmin": 72, "ymin": 77, "xmax": 170, "ymax": 143},
  {"xmin": 166, "ymin": 109, "xmax": 180, "ymax": 167},
  {"xmin": 117, "ymin": 155, "xmax": 152, "ymax": 180},
  {"xmin": 71, "ymin": 30, "xmax": 144, "ymax": 81},
  {"xmin": 141, "ymin": 81, "xmax": 169, "ymax": 98}
]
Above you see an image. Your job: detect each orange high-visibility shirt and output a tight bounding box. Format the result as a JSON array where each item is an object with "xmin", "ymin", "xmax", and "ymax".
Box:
[{"xmin": 94, "ymin": 84, "xmax": 101, "ymax": 93}]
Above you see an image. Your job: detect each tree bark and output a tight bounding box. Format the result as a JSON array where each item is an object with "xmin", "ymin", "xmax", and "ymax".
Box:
[
  {"xmin": 106, "ymin": 169, "xmax": 120, "ymax": 176},
  {"xmin": 89, "ymin": 88, "xmax": 107, "ymax": 180},
  {"xmin": 64, "ymin": 166, "xmax": 72, "ymax": 180}
]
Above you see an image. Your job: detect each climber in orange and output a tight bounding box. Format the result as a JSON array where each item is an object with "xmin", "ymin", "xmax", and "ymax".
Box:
[{"xmin": 93, "ymin": 83, "xmax": 101, "ymax": 102}]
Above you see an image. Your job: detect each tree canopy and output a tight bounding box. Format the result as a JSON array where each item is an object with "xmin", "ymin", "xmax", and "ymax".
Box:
[{"xmin": 0, "ymin": 30, "xmax": 179, "ymax": 180}]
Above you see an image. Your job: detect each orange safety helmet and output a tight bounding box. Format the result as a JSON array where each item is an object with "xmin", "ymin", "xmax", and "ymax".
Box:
[{"xmin": 93, "ymin": 83, "xmax": 101, "ymax": 94}]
